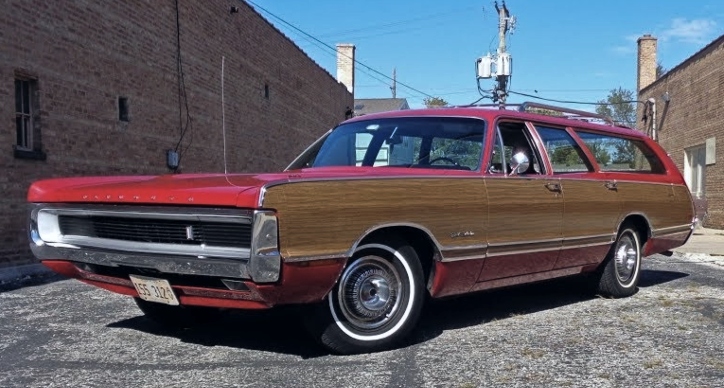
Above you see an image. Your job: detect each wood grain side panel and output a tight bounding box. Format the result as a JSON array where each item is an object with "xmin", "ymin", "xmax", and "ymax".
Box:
[
  {"xmin": 671, "ymin": 184, "xmax": 695, "ymax": 224},
  {"xmin": 616, "ymin": 182, "xmax": 693, "ymax": 231},
  {"xmin": 485, "ymin": 177, "xmax": 563, "ymax": 245},
  {"xmin": 262, "ymin": 178, "xmax": 487, "ymax": 259},
  {"xmin": 559, "ymin": 179, "xmax": 619, "ymax": 241}
]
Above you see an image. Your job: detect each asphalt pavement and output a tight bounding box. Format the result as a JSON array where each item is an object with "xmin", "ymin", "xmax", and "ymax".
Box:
[{"xmin": 1, "ymin": 251, "xmax": 723, "ymax": 388}]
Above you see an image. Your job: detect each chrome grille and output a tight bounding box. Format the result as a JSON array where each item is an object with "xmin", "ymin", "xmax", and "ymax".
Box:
[{"xmin": 58, "ymin": 215, "xmax": 251, "ymax": 248}]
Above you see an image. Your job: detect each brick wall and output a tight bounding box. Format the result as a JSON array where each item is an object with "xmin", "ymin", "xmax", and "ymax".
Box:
[
  {"xmin": 0, "ymin": 0, "xmax": 352, "ymax": 268},
  {"xmin": 638, "ymin": 36, "xmax": 724, "ymax": 228}
]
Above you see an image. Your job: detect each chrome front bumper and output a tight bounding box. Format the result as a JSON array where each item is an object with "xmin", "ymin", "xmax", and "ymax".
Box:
[{"xmin": 29, "ymin": 204, "xmax": 281, "ymax": 282}]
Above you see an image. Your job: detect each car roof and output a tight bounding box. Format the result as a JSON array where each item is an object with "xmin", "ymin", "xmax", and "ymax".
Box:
[{"xmin": 344, "ymin": 106, "xmax": 647, "ymax": 140}]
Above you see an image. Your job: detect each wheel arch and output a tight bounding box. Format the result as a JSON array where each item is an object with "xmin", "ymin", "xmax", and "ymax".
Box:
[
  {"xmin": 349, "ymin": 223, "xmax": 442, "ymax": 289},
  {"xmin": 616, "ymin": 212, "xmax": 652, "ymax": 245}
]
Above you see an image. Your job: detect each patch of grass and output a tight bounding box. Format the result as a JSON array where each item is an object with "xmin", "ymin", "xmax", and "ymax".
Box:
[
  {"xmin": 495, "ymin": 375, "xmax": 513, "ymax": 384},
  {"xmin": 657, "ymin": 294, "xmax": 674, "ymax": 307},
  {"xmin": 522, "ymin": 347, "xmax": 546, "ymax": 359}
]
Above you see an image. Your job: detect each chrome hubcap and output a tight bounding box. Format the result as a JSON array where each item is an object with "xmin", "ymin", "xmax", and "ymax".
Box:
[
  {"xmin": 338, "ymin": 256, "xmax": 402, "ymax": 330},
  {"xmin": 614, "ymin": 233, "xmax": 638, "ymax": 283}
]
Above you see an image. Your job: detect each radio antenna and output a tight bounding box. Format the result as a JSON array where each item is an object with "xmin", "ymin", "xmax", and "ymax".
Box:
[{"xmin": 221, "ymin": 55, "xmax": 228, "ymax": 174}]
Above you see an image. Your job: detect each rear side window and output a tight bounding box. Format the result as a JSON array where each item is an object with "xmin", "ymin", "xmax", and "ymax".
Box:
[
  {"xmin": 576, "ymin": 131, "xmax": 666, "ymax": 173},
  {"xmin": 535, "ymin": 126, "xmax": 592, "ymax": 174}
]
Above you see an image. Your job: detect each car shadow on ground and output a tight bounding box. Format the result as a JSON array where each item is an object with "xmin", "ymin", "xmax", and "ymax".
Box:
[{"xmin": 107, "ymin": 269, "xmax": 689, "ymax": 358}]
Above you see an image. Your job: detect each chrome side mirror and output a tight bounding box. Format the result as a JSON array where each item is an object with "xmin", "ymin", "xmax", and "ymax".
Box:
[{"xmin": 509, "ymin": 152, "xmax": 530, "ymax": 175}]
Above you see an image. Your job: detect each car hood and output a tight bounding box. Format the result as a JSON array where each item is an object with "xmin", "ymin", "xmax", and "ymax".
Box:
[{"xmin": 27, "ymin": 173, "xmax": 289, "ymax": 208}]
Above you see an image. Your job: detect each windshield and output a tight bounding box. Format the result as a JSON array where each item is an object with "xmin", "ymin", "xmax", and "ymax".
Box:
[{"xmin": 290, "ymin": 117, "xmax": 486, "ymax": 171}]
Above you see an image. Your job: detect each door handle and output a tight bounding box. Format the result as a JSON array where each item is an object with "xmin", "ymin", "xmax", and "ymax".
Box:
[
  {"xmin": 545, "ymin": 182, "xmax": 561, "ymax": 192},
  {"xmin": 604, "ymin": 181, "xmax": 618, "ymax": 191}
]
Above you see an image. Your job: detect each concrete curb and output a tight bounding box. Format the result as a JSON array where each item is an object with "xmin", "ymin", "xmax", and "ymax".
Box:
[
  {"xmin": 0, "ymin": 263, "xmax": 52, "ymax": 284},
  {"xmin": 675, "ymin": 252, "xmax": 724, "ymax": 268}
]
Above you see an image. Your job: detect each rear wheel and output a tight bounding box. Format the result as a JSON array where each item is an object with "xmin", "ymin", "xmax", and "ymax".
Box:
[
  {"xmin": 305, "ymin": 238, "xmax": 425, "ymax": 354},
  {"xmin": 595, "ymin": 225, "xmax": 642, "ymax": 297},
  {"xmin": 134, "ymin": 298, "xmax": 220, "ymax": 329}
]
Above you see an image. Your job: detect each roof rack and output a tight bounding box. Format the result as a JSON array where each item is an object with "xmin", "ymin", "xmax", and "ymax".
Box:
[
  {"xmin": 450, "ymin": 101, "xmax": 617, "ymax": 126},
  {"xmin": 518, "ymin": 102, "xmax": 615, "ymax": 126}
]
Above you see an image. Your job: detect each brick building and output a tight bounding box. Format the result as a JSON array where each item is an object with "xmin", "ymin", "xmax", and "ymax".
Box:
[
  {"xmin": 1, "ymin": 1, "xmax": 352, "ymax": 268},
  {"xmin": 637, "ymin": 34, "xmax": 724, "ymax": 228}
]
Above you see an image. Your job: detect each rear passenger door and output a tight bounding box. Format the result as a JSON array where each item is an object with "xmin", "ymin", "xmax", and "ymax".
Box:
[{"xmin": 534, "ymin": 126, "xmax": 619, "ymax": 268}]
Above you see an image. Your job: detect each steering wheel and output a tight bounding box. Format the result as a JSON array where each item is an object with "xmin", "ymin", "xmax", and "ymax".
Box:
[{"xmin": 429, "ymin": 156, "xmax": 460, "ymax": 166}]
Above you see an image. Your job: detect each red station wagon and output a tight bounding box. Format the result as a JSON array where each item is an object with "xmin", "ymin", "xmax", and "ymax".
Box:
[{"xmin": 28, "ymin": 103, "xmax": 695, "ymax": 354}]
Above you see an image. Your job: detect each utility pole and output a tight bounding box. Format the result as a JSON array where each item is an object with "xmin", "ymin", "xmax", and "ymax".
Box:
[
  {"xmin": 390, "ymin": 68, "xmax": 397, "ymax": 98},
  {"xmin": 475, "ymin": 1, "xmax": 514, "ymax": 108},
  {"xmin": 494, "ymin": 1, "xmax": 511, "ymax": 107}
]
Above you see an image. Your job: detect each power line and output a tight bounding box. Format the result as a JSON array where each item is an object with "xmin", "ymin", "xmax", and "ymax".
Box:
[
  {"xmin": 277, "ymin": 24, "xmax": 396, "ymax": 92},
  {"xmin": 509, "ymin": 90, "xmax": 645, "ymax": 106},
  {"xmin": 244, "ymin": 0, "xmax": 436, "ymax": 99},
  {"xmin": 313, "ymin": 6, "xmax": 478, "ymax": 40}
]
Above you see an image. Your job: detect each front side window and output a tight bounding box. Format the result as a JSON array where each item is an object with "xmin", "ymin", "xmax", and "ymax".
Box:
[
  {"xmin": 297, "ymin": 117, "xmax": 486, "ymax": 171},
  {"xmin": 488, "ymin": 121, "xmax": 544, "ymax": 175},
  {"xmin": 535, "ymin": 126, "xmax": 592, "ymax": 174},
  {"xmin": 576, "ymin": 131, "xmax": 665, "ymax": 173}
]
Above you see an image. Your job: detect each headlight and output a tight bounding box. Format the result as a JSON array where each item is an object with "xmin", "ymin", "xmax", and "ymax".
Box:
[{"xmin": 249, "ymin": 210, "xmax": 281, "ymax": 283}]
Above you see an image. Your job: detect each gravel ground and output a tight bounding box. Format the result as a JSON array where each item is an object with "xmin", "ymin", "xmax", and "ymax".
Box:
[{"xmin": 0, "ymin": 253, "xmax": 722, "ymax": 388}]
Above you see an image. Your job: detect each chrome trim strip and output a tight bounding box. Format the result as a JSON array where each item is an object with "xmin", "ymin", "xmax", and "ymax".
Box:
[
  {"xmin": 259, "ymin": 174, "xmax": 487, "ymax": 198},
  {"xmin": 487, "ymin": 237, "xmax": 563, "ymax": 247},
  {"xmin": 257, "ymin": 186, "xmax": 268, "ymax": 208},
  {"xmin": 31, "ymin": 245, "xmax": 251, "ymax": 279},
  {"xmin": 651, "ymin": 224, "xmax": 693, "ymax": 237},
  {"xmin": 440, "ymin": 254, "xmax": 486, "ymax": 262},
  {"xmin": 561, "ymin": 241, "xmax": 613, "ymax": 249},
  {"xmin": 57, "ymin": 235, "xmax": 250, "ymax": 259},
  {"xmin": 284, "ymin": 253, "xmax": 347, "ymax": 263},
  {"xmin": 561, "ymin": 233, "xmax": 616, "ymax": 247},
  {"xmin": 486, "ymin": 245, "xmax": 562, "ymax": 257},
  {"xmin": 442, "ymin": 243, "xmax": 489, "ymax": 251},
  {"xmin": 346, "ymin": 222, "xmax": 447, "ymax": 258},
  {"xmin": 33, "ymin": 203, "xmax": 254, "ymax": 220},
  {"xmin": 438, "ymin": 234, "xmax": 615, "ymax": 262},
  {"xmin": 440, "ymin": 246, "xmax": 488, "ymax": 262}
]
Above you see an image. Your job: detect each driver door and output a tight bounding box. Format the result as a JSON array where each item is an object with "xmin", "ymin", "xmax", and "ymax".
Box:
[{"xmin": 477, "ymin": 121, "xmax": 564, "ymax": 282}]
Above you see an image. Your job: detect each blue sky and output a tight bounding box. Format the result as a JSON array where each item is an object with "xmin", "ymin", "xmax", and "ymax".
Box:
[{"xmin": 248, "ymin": 0, "xmax": 723, "ymax": 110}]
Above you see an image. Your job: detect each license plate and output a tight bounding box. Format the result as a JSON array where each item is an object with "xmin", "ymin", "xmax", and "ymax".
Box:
[{"xmin": 129, "ymin": 275, "xmax": 179, "ymax": 306}]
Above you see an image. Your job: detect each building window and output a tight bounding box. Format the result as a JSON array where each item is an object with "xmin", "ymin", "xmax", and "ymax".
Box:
[
  {"xmin": 263, "ymin": 83, "xmax": 270, "ymax": 99},
  {"xmin": 14, "ymin": 77, "xmax": 45, "ymax": 160},
  {"xmin": 118, "ymin": 96, "xmax": 129, "ymax": 122},
  {"xmin": 15, "ymin": 79, "xmax": 33, "ymax": 150},
  {"xmin": 685, "ymin": 145, "xmax": 706, "ymax": 199}
]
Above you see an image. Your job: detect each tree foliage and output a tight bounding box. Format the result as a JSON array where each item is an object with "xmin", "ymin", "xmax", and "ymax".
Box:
[
  {"xmin": 595, "ymin": 87, "xmax": 636, "ymax": 127},
  {"xmin": 656, "ymin": 62, "xmax": 668, "ymax": 79},
  {"xmin": 423, "ymin": 96, "xmax": 449, "ymax": 108}
]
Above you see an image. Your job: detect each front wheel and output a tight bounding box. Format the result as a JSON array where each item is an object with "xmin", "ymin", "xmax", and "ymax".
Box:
[
  {"xmin": 595, "ymin": 225, "xmax": 642, "ymax": 297},
  {"xmin": 305, "ymin": 239, "xmax": 425, "ymax": 354}
]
